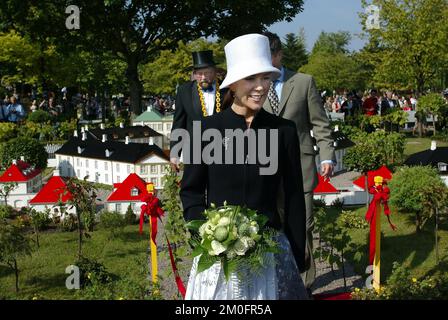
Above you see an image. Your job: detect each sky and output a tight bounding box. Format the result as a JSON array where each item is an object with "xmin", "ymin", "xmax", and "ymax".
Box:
[{"xmin": 268, "ymin": 0, "xmax": 367, "ymax": 52}]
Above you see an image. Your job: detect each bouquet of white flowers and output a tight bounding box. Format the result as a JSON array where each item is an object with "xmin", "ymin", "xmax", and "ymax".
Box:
[{"xmin": 186, "ymin": 202, "xmax": 280, "ymax": 281}]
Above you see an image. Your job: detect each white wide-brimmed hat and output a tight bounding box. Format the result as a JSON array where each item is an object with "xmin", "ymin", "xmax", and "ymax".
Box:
[{"xmin": 220, "ymin": 34, "xmax": 281, "ymax": 89}]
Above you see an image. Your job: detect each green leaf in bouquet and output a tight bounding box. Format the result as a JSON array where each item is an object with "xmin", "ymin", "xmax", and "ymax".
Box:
[
  {"xmin": 258, "ymin": 216, "xmax": 270, "ymax": 227},
  {"xmin": 201, "ymin": 237, "xmax": 212, "ymax": 251},
  {"xmin": 186, "ymin": 220, "xmax": 205, "ymax": 232},
  {"xmin": 197, "ymin": 254, "xmax": 219, "ymax": 274},
  {"xmin": 192, "ymin": 245, "xmax": 205, "ymax": 258},
  {"xmin": 223, "ymin": 257, "xmax": 230, "ymax": 281}
]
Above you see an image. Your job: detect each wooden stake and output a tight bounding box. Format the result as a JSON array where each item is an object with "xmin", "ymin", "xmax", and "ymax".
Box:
[
  {"xmin": 373, "ymin": 203, "xmax": 381, "ymax": 292},
  {"xmin": 149, "ymin": 218, "xmax": 158, "ymax": 283}
]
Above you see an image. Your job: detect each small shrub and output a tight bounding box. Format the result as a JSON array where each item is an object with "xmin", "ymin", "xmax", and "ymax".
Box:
[
  {"xmin": 352, "ymin": 262, "xmax": 448, "ymax": 300},
  {"xmin": 0, "ymin": 205, "xmax": 15, "ymax": 220},
  {"xmin": 74, "ymin": 256, "xmax": 112, "ymax": 288},
  {"xmin": 331, "ymin": 198, "xmax": 344, "ymax": 210},
  {"xmin": 124, "ymin": 205, "xmax": 137, "ymax": 225},
  {"xmin": 313, "ymin": 198, "xmax": 327, "ymax": 211},
  {"xmin": 29, "ymin": 209, "xmax": 52, "ymax": 231},
  {"xmin": 99, "ymin": 211, "xmax": 125, "ymax": 238},
  {"xmin": 338, "ymin": 210, "xmax": 369, "ymax": 229},
  {"xmin": 60, "ymin": 213, "xmax": 78, "ymax": 232},
  {"xmin": 27, "ymin": 110, "xmax": 52, "ymax": 123}
]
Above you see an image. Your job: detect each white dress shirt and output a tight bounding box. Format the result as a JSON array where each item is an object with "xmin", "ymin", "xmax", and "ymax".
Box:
[{"xmin": 202, "ymin": 83, "xmax": 216, "ymax": 116}]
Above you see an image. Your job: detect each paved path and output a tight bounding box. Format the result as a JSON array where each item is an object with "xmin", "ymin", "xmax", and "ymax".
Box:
[{"xmin": 311, "ymin": 234, "xmax": 364, "ymax": 296}]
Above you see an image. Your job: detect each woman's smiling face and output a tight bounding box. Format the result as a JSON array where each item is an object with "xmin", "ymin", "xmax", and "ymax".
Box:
[{"xmin": 230, "ymin": 72, "xmax": 272, "ymax": 111}]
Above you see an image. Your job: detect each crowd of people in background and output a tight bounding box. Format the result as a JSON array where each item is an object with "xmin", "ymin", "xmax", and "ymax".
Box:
[
  {"xmin": 0, "ymin": 95, "xmax": 26, "ymax": 123},
  {"xmin": 1, "ymin": 87, "xmax": 446, "ymax": 124},
  {"xmin": 322, "ymin": 89, "xmax": 435, "ymax": 117}
]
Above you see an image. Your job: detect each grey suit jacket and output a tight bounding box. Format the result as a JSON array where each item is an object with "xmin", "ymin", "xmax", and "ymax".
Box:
[{"xmin": 263, "ymin": 69, "xmax": 335, "ymax": 192}]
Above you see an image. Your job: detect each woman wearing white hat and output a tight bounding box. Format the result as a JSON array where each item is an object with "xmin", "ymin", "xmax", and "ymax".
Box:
[{"xmin": 181, "ymin": 34, "xmax": 308, "ymax": 300}]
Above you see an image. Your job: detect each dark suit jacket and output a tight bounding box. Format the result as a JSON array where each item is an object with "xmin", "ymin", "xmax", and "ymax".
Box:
[
  {"xmin": 180, "ymin": 107, "xmax": 307, "ymax": 271},
  {"xmin": 170, "ymin": 81, "xmax": 227, "ymax": 154}
]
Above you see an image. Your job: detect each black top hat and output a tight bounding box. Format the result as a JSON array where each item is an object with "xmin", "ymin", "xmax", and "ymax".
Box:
[{"xmin": 192, "ymin": 50, "xmax": 216, "ymax": 69}]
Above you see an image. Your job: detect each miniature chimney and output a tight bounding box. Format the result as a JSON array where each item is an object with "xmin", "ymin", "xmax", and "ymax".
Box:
[
  {"xmin": 147, "ymin": 106, "xmax": 152, "ymax": 112},
  {"xmin": 84, "ymin": 124, "xmax": 89, "ymax": 131},
  {"xmin": 81, "ymin": 127, "xmax": 85, "ymax": 133},
  {"xmin": 334, "ymin": 125, "xmax": 339, "ymax": 132},
  {"xmin": 12, "ymin": 159, "xmax": 17, "ymax": 165},
  {"xmin": 82, "ymin": 132, "xmax": 87, "ymax": 141},
  {"xmin": 74, "ymin": 130, "xmax": 78, "ymax": 138},
  {"xmin": 310, "ymin": 130, "xmax": 314, "ymax": 138},
  {"xmin": 105, "ymin": 149, "xmax": 111, "ymax": 157},
  {"xmin": 149, "ymin": 137, "xmax": 154, "ymax": 145},
  {"xmin": 431, "ymin": 140, "xmax": 437, "ymax": 151},
  {"xmin": 125, "ymin": 136, "xmax": 130, "ymax": 144},
  {"xmin": 120, "ymin": 122, "xmax": 124, "ymax": 128},
  {"xmin": 20, "ymin": 156, "xmax": 25, "ymax": 161},
  {"xmin": 100, "ymin": 123, "xmax": 105, "ymax": 130},
  {"xmin": 77, "ymin": 146, "xmax": 83, "ymax": 154},
  {"xmin": 102, "ymin": 134, "xmax": 107, "ymax": 143}
]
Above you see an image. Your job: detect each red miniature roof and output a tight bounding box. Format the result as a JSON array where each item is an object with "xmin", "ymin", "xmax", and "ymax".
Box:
[
  {"xmin": 353, "ymin": 165, "xmax": 393, "ymax": 190},
  {"xmin": 0, "ymin": 160, "xmax": 42, "ymax": 182},
  {"xmin": 314, "ymin": 174, "xmax": 339, "ymax": 194},
  {"xmin": 29, "ymin": 176, "xmax": 73, "ymax": 204},
  {"xmin": 107, "ymin": 173, "xmax": 152, "ymax": 202}
]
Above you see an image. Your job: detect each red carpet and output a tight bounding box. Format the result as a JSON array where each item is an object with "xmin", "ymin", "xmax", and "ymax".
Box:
[{"xmin": 313, "ymin": 292, "xmax": 352, "ymax": 300}]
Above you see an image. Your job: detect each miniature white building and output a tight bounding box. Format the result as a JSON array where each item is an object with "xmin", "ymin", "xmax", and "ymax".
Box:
[
  {"xmin": 29, "ymin": 171, "xmax": 76, "ymax": 217},
  {"xmin": 0, "ymin": 159, "xmax": 42, "ymax": 208},
  {"xmin": 105, "ymin": 173, "xmax": 154, "ymax": 215},
  {"xmin": 55, "ymin": 132, "xmax": 170, "ymax": 189},
  {"xmin": 132, "ymin": 107, "xmax": 173, "ymax": 149}
]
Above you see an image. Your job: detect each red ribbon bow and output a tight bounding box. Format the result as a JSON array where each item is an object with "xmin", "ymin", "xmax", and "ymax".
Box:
[
  {"xmin": 139, "ymin": 193, "xmax": 164, "ymax": 245},
  {"xmin": 365, "ymin": 184, "xmax": 397, "ymax": 265},
  {"xmin": 138, "ymin": 192, "xmax": 186, "ymax": 298}
]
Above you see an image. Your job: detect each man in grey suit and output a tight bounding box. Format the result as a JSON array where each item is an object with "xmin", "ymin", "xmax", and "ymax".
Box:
[{"xmin": 263, "ymin": 32, "xmax": 336, "ymax": 293}]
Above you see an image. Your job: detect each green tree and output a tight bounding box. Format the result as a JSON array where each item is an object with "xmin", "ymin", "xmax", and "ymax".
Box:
[
  {"xmin": 0, "ymin": 123, "xmax": 17, "ymax": 143},
  {"xmin": 282, "ymin": 29, "xmax": 308, "ymax": 71},
  {"xmin": 58, "ymin": 0, "xmax": 305, "ymax": 114},
  {"xmin": 0, "ymin": 182, "xmax": 18, "ymax": 206},
  {"xmin": 360, "ymin": 0, "xmax": 448, "ymax": 95},
  {"xmin": 29, "ymin": 208, "xmax": 51, "ymax": 248},
  {"xmin": 0, "ymin": 220, "xmax": 32, "ymax": 292},
  {"xmin": 141, "ymin": 39, "xmax": 226, "ymax": 95},
  {"xmin": 0, "ymin": 30, "xmax": 40, "ymax": 88},
  {"xmin": 0, "ymin": 136, "xmax": 48, "ymax": 169},
  {"xmin": 300, "ymin": 52, "xmax": 366, "ymax": 91},
  {"xmin": 311, "ymin": 31, "xmax": 351, "ymax": 56},
  {"xmin": 65, "ymin": 178, "xmax": 98, "ymax": 259},
  {"xmin": 389, "ymin": 166, "xmax": 448, "ymax": 233},
  {"xmin": 417, "ymin": 93, "xmax": 448, "ymax": 136}
]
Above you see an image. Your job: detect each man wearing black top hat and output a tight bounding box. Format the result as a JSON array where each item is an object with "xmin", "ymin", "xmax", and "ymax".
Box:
[{"xmin": 170, "ymin": 50, "xmax": 227, "ymax": 171}]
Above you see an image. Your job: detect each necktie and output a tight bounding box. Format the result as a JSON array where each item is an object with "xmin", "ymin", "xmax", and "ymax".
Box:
[
  {"xmin": 268, "ymin": 82, "xmax": 280, "ymax": 115},
  {"xmin": 202, "ymin": 85, "xmax": 214, "ymax": 93}
]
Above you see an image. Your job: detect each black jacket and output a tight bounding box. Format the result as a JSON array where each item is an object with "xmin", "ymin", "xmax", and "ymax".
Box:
[
  {"xmin": 170, "ymin": 81, "xmax": 227, "ymax": 153},
  {"xmin": 180, "ymin": 107, "xmax": 307, "ymax": 271}
]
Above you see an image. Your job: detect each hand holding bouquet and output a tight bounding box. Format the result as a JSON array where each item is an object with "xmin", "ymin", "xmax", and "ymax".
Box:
[{"xmin": 186, "ymin": 203, "xmax": 280, "ymax": 281}]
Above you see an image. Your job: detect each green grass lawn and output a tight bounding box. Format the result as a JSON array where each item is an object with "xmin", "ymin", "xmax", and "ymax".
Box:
[
  {"xmin": 333, "ymin": 206, "xmax": 448, "ymax": 283},
  {"xmin": 404, "ymin": 137, "xmax": 448, "ymax": 157},
  {"xmin": 0, "ymin": 224, "xmax": 151, "ymax": 299}
]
